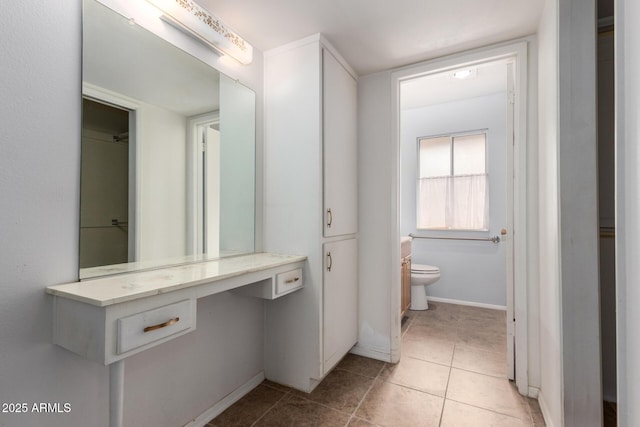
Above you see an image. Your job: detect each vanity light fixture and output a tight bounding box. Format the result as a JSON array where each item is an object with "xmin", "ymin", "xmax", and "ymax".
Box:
[
  {"xmin": 452, "ymin": 68, "xmax": 476, "ymax": 79},
  {"xmin": 145, "ymin": 0, "xmax": 253, "ymax": 65}
]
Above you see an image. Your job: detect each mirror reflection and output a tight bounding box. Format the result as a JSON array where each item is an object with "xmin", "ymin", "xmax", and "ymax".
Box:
[{"xmin": 80, "ymin": 0, "xmax": 256, "ymax": 279}]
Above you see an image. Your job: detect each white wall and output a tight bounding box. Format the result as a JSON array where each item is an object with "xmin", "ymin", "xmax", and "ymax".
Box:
[
  {"xmin": 616, "ymin": 0, "xmax": 640, "ymax": 424},
  {"xmin": 0, "ymin": 1, "xmax": 266, "ymax": 426},
  {"xmin": 138, "ymin": 103, "xmax": 188, "ymax": 261},
  {"xmin": 536, "ymin": 1, "xmax": 563, "ymax": 424},
  {"xmin": 401, "ymin": 93, "xmax": 507, "ymax": 306}
]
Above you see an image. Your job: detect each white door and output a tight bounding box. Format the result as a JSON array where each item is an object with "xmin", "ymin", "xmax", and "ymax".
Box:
[
  {"xmin": 323, "ymin": 49, "xmax": 358, "ymax": 237},
  {"xmin": 323, "ymin": 238, "xmax": 358, "ymax": 373}
]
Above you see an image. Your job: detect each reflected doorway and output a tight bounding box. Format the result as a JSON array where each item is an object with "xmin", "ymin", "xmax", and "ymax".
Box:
[{"xmin": 80, "ymin": 98, "xmax": 134, "ymax": 268}]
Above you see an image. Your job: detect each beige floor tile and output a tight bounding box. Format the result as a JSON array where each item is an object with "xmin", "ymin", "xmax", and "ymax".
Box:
[
  {"xmin": 347, "ymin": 417, "xmax": 383, "ymax": 426},
  {"xmin": 293, "ymin": 368, "xmax": 374, "ymax": 413},
  {"xmin": 452, "ymin": 345, "xmax": 508, "ymax": 378},
  {"xmin": 208, "ymin": 303, "xmax": 529, "ymax": 427},
  {"xmin": 336, "ymin": 353, "xmax": 385, "ymax": 378},
  {"xmin": 446, "ymin": 368, "xmax": 530, "ymax": 420},
  {"xmin": 402, "ymin": 334, "xmax": 455, "ymax": 366},
  {"xmin": 457, "ymin": 314, "xmax": 506, "ymax": 336},
  {"xmin": 456, "ymin": 326, "xmax": 507, "ymax": 354},
  {"xmin": 457, "ymin": 305, "xmax": 506, "ymax": 322},
  {"xmin": 254, "ymin": 395, "xmax": 350, "ymax": 427},
  {"xmin": 426, "ymin": 301, "xmax": 461, "ymax": 313},
  {"xmin": 409, "ymin": 303, "xmax": 460, "ymax": 325},
  {"xmin": 356, "ymin": 380, "xmax": 444, "ymax": 427},
  {"xmin": 379, "ymin": 356, "xmax": 450, "ymax": 396},
  {"xmin": 208, "ymin": 384, "xmax": 286, "ymax": 426},
  {"xmin": 406, "ymin": 322, "xmax": 459, "ymax": 342},
  {"xmin": 402, "ymin": 333, "xmax": 455, "ymax": 366},
  {"xmin": 441, "ymin": 399, "xmax": 531, "ymax": 427}
]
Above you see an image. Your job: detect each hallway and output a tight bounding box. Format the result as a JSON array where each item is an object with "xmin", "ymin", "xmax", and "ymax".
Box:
[{"xmin": 208, "ymin": 302, "xmax": 545, "ymax": 426}]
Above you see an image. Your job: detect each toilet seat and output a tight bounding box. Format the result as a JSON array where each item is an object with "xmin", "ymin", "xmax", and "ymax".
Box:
[{"xmin": 411, "ymin": 264, "xmax": 440, "ymax": 274}]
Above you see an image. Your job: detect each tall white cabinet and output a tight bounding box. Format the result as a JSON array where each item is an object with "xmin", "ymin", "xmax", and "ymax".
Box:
[{"xmin": 263, "ymin": 34, "xmax": 358, "ymax": 392}]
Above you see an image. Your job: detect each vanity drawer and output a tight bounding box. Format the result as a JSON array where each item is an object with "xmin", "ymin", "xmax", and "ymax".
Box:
[
  {"xmin": 117, "ymin": 299, "xmax": 194, "ymax": 354},
  {"xmin": 276, "ymin": 268, "xmax": 303, "ymax": 295}
]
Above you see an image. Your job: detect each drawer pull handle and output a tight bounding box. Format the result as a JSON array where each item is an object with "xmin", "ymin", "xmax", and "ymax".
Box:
[
  {"xmin": 144, "ymin": 317, "xmax": 180, "ymax": 333},
  {"xmin": 285, "ymin": 277, "xmax": 300, "ymax": 284},
  {"xmin": 327, "ymin": 208, "xmax": 333, "ymax": 228}
]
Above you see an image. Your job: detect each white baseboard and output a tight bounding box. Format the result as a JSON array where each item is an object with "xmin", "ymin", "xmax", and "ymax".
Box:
[
  {"xmin": 528, "ymin": 386, "xmax": 540, "ymax": 399},
  {"xmin": 426, "ymin": 296, "xmax": 507, "ymax": 311},
  {"xmin": 183, "ymin": 371, "xmax": 265, "ymax": 427},
  {"xmin": 350, "ymin": 345, "xmax": 392, "ymax": 363},
  {"xmin": 537, "ymin": 391, "xmax": 554, "ymax": 427}
]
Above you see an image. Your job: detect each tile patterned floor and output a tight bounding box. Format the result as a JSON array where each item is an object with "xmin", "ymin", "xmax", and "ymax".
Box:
[{"xmin": 207, "ymin": 302, "xmax": 546, "ymax": 427}]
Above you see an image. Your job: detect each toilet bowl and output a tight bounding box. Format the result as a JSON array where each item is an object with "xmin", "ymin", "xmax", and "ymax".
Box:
[{"xmin": 410, "ymin": 264, "xmax": 440, "ymax": 310}]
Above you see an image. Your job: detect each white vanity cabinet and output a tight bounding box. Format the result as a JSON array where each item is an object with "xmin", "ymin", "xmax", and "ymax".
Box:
[{"xmin": 263, "ymin": 34, "xmax": 358, "ymax": 392}]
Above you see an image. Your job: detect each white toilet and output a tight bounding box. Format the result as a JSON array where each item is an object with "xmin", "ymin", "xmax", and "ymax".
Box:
[{"xmin": 410, "ymin": 264, "xmax": 441, "ymax": 310}]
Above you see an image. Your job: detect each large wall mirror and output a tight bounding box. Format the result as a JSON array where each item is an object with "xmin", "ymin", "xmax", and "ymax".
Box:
[{"xmin": 80, "ymin": 0, "xmax": 256, "ymax": 279}]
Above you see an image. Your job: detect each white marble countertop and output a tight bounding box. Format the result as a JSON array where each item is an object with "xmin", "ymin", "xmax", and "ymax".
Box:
[
  {"xmin": 78, "ymin": 250, "xmax": 247, "ymax": 280},
  {"xmin": 46, "ymin": 253, "xmax": 307, "ymax": 307}
]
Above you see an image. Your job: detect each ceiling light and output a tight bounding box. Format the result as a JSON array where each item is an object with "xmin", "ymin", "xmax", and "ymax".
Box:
[
  {"xmin": 453, "ymin": 69, "xmax": 476, "ymax": 79},
  {"xmin": 146, "ymin": 0, "xmax": 253, "ymax": 65}
]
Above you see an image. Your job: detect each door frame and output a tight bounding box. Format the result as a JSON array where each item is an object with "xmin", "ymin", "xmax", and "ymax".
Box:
[
  {"xmin": 186, "ymin": 112, "xmax": 220, "ymax": 255},
  {"xmin": 390, "ymin": 40, "xmax": 529, "ymax": 394}
]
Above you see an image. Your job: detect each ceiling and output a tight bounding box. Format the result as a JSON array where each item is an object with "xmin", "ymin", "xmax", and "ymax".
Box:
[
  {"xmin": 401, "ymin": 59, "xmax": 508, "ymax": 110},
  {"xmin": 202, "ymin": 0, "xmax": 546, "ymax": 75}
]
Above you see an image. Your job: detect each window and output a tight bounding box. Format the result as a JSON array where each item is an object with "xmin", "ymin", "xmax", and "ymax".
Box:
[{"xmin": 417, "ymin": 132, "xmax": 488, "ymax": 230}]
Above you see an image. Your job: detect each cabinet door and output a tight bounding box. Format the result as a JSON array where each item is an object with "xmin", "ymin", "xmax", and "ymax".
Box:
[
  {"xmin": 401, "ymin": 256, "xmax": 412, "ymax": 316},
  {"xmin": 323, "ymin": 49, "xmax": 357, "ymax": 237},
  {"xmin": 323, "ymin": 238, "xmax": 358, "ymax": 372}
]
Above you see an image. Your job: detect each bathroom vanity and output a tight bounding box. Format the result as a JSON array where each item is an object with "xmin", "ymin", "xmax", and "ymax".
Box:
[
  {"xmin": 401, "ymin": 237, "xmax": 412, "ymax": 317},
  {"xmin": 47, "ymin": 253, "xmax": 305, "ymax": 365},
  {"xmin": 46, "ymin": 253, "xmax": 305, "ymax": 427}
]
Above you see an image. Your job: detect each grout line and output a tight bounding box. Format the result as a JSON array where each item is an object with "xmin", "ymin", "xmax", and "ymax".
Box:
[
  {"xmin": 438, "ymin": 344, "xmax": 455, "ymax": 427},
  {"xmin": 377, "ymin": 376, "xmax": 448, "ymax": 400},
  {"xmin": 444, "ymin": 396, "xmax": 532, "ymax": 423},
  {"xmin": 449, "ymin": 364, "xmax": 508, "ymax": 379},
  {"xmin": 249, "ymin": 386, "xmax": 291, "ymax": 427},
  {"xmin": 289, "ymin": 392, "xmax": 359, "ymax": 419},
  {"xmin": 344, "ymin": 362, "xmax": 386, "ymax": 426}
]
